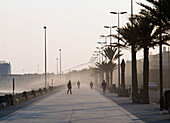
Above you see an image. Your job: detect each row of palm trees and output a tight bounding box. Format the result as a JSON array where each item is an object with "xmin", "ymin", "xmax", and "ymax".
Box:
[
  {"xmin": 96, "ymin": 47, "xmax": 121, "ymax": 89},
  {"xmin": 95, "ymin": 0, "xmax": 169, "ymax": 104}
]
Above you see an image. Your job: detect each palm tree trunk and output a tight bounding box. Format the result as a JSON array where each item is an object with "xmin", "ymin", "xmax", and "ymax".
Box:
[
  {"xmin": 132, "ymin": 45, "xmax": 138, "ymax": 103},
  {"xmin": 110, "ymin": 70, "xmax": 113, "ymax": 87},
  {"xmin": 143, "ymin": 47, "xmax": 149, "ymax": 104},
  {"xmin": 106, "ymin": 71, "xmax": 109, "ymax": 89}
]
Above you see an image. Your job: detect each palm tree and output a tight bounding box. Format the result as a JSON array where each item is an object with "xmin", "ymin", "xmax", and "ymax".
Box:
[
  {"xmin": 135, "ymin": 0, "xmax": 170, "ymax": 103},
  {"xmin": 133, "ymin": 17, "xmax": 170, "ymax": 103},
  {"xmin": 134, "ymin": 18, "xmax": 157, "ymax": 103},
  {"xmin": 113, "ymin": 23, "xmax": 141, "ymax": 103},
  {"xmin": 96, "ymin": 61, "xmax": 111, "ymax": 88},
  {"xmin": 102, "ymin": 46, "xmax": 121, "ymax": 88},
  {"xmin": 137, "ymin": 0, "xmax": 170, "ymax": 27},
  {"xmin": 90, "ymin": 67, "xmax": 101, "ymax": 86}
]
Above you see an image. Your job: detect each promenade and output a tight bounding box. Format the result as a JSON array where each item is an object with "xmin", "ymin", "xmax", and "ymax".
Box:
[{"xmin": 0, "ymin": 83, "xmax": 144, "ymax": 123}]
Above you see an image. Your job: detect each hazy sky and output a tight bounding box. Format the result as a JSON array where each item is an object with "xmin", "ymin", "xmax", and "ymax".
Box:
[{"xmin": 0, "ymin": 0, "xmax": 153, "ymax": 74}]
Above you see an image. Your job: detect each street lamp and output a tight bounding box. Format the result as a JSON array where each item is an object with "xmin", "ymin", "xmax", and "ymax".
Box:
[
  {"xmin": 43, "ymin": 26, "xmax": 47, "ymax": 88},
  {"xmin": 131, "ymin": 0, "xmax": 133, "ymax": 17},
  {"xmin": 98, "ymin": 41, "xmax": 107, "ymax": 62},
  {"xmin": 104, "ymin": 26, "xmax": 117, "ymax": 45},
  {"xmin": 110, "ymin": 11, "xmax": 127, "ymax": 89},
  {"xmin": 100, "ymin": 35, "xmax": 108, "ymax": 44},
  {"xmin": 93, "ymin": 52, "xmax": 99, "ymax": 63},
  {"xmin": 56, "ymin": 58, "xmax": 58, "ymax": 74},
  {"xmin": 96, "ymin": 47, "xmax": 101, "ymax": 63},
  {"xmin": 37, "ymin": 64, "xmax": 39, "ymax": 74},
  {"xmin": 168, "ymin": 47, "xmax": 170, "ymax": 89},
  {"xmin": 59, "ymin": 49, "xmax": 61, "ymax": 83},
  {"xmin": 158, "ymin": 0, "xmax": 163, "ymax": 111}
]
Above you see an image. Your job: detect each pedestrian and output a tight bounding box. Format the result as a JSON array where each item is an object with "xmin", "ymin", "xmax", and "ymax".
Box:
[
  {"xmin": 101, "ymin": 80, "xmax": 107, "ymax": 94},
  {"xmin": 77, "ymin": 81, "xmax": 80, "ymax": 89},
  {"xmin": 90, "ymin": 81, "xmax": 93, "ymax": 89},
  {"xmin": 67, "ymin": 80, "xmax": 72, "ymax": 94}
]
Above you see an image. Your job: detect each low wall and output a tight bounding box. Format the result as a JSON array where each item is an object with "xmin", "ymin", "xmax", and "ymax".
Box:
[{"xmin": 0, "ymin": 85, "xmax": 65, "ymax": 109}]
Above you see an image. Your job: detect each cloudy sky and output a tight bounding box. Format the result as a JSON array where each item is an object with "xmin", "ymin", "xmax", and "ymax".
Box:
[{"xmin": 0, "ymin": 0, "xmax": 154, "ymax": 74}]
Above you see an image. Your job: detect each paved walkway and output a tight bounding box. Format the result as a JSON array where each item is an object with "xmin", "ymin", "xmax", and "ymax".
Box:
[
  {"xmin": 103, "ymin": 90, "xmax": 170, "ymax": 123},
  {"xmin": 0, "ymin": 83, "xmax": 143, "ymax": 123}
]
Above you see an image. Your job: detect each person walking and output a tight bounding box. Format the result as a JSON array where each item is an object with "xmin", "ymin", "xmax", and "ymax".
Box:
[
  {"xmin": 101, "ymin": 80, "xmax": 107, "ymax": 94},
  {"xmin": 90, "ymin": 81, "xmax": 94, "ymax": 89},
  {"xmin": 77, "ymin": 81, "xmax": 80, "ymax": 89},
  {"xmin": 67, "ymin": 80, "xmax": 72, "ymax": 94}
]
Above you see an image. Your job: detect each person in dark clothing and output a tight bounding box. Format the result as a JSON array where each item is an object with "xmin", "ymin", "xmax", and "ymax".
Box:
[
  {"xmin": 77, "ymin": 81, "xmax": 80, "ymax": 89},
  {"xmin": 67, "ymin": 80, "xmax": 72, "ymax": 94},
  {"xmin": 101, "ymin": 80, "xmax": 107, "ymax": 94},
  {"xmin": 90, "ymin": 81, "xmax": 94, "ymax": 89}
]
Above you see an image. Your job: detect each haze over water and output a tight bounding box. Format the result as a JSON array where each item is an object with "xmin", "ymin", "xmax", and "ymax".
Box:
[{"xmin": 0, "ymin": 0, "xmax": 153, "ymax": 74}]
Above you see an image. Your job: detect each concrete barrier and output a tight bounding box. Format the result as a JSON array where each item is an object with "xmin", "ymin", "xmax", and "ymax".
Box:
[{"xmin": 0, "ymin": 85, "xmax": 65, "ymax": 110}]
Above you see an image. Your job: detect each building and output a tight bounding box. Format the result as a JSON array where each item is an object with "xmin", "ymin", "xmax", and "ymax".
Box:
[
  {"xmin": 125, "ymin": 59, "xmax": 143, "ymax": 85},
  {"xmin": 0, "ymin": 61, "xmax": 11, "ymax": 76},
  {"xmin": 149, "ymin": 47, "xmax": 170, "ymax": 88},
  {"xmin": 150, "ymin": 47, "xmax": 170, "ymax": 69},
  {"xmin": 124, "ymin": 47, "xmax": 170, "ymax": 88}
]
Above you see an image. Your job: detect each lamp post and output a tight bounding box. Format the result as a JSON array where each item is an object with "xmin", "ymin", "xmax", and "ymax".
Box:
[
  {"xmin": 110, "ymin": 11, "xmax": 127, "ymax": 89},
  {"xmin": 96, "ymin": 47, "xmax": 102, "ymax": 63},
  {"xmin": 158, "ymin": 0, "xmax": 163, "ymax": 111},
  {"xmin": 168, "ymin": 47, "xmax": 169, "ymax": 89},
  {"xmin": 59, "ymin": 49, "xmax": 61, "ymax": 83},
  {"xmin": 93, "ymin": 53, "xmax": 99, "ymax": 63},
  {"xmin": 100, "ymin": 35, "xmax": 108, "ymax": 44},
  {"xmin": 37, "ymin": 64, "xmax": 39, "ymax": 74},
  {"xmin": 91, "ymin": 56, "xmax": 97, "ymax": 63},
  {"xmin": 56, "ymin": 58, "xmax": 58, "ymax": 74},
  {"xmin": 94, "ymin": 51, "xmax": 100, "ymax": 63},
  {"xmin": 98, "ymin": 41, "xmax": 107, "ymax": 62},
  {"xmin": 131, "ymin": 0, "xmax": 133, "ymax": 17},
  {"xmin": 104, "ymin": 26, "xmax": 117, "ymax": 45},
  {"xmin": 43, "ymin": 26, "xmax": 47, "ymax": 88}
]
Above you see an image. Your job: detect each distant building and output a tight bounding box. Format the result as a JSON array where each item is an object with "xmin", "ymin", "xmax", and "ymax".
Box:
[
  {"xmin": 0, "ymin": 61, "xmax": 11, "ymax": 76},
  {"xmin": 125, "ymin": 59, "xmax": 143, "ymax": 84},
  {"xmin": 150, "ymin": 47, "xmax": 170, "ymax": 69},
  {"xmin": 149, "ymin": 47, "xmax": 170, "ymax": 88},
  {"xmin": 124, "ymin": 47, "xmax": 170, "ymax": 88}
]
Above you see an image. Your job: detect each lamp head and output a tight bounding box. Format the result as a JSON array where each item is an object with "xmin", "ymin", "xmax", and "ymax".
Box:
[
  {"xmin": 100, "ymin": 35, "xmax": 105, "ymax": 37},
  {"xmin": 120, "ymin": 12, "xmax": 127, "ymax": 14},
  {"xmin": 111, "ymin": 26, "xmax": 117, "ymax": 28},
  {"xmin": 110, "ymin": 12, "xmax": 117, "ymax": 14},
  {"xmin": 104, "ymin": 26, "xmax": 109, "ymax": 28}
]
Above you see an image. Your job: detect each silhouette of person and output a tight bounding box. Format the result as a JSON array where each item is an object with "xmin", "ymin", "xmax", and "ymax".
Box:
[
  {"xmin": 67, "ymin": 80, "xmax": 72, "ymax": 94},
  {"xmin": 101, "ymin": 80, "xmax": 107, "ymax": 94},
  {"xmin": 90, "ymin": 81, "xmax": 93, "ymax": 89},
  {"xmin": 77, "ymin": 81, "xmax": 80, "ymax": 89}
]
